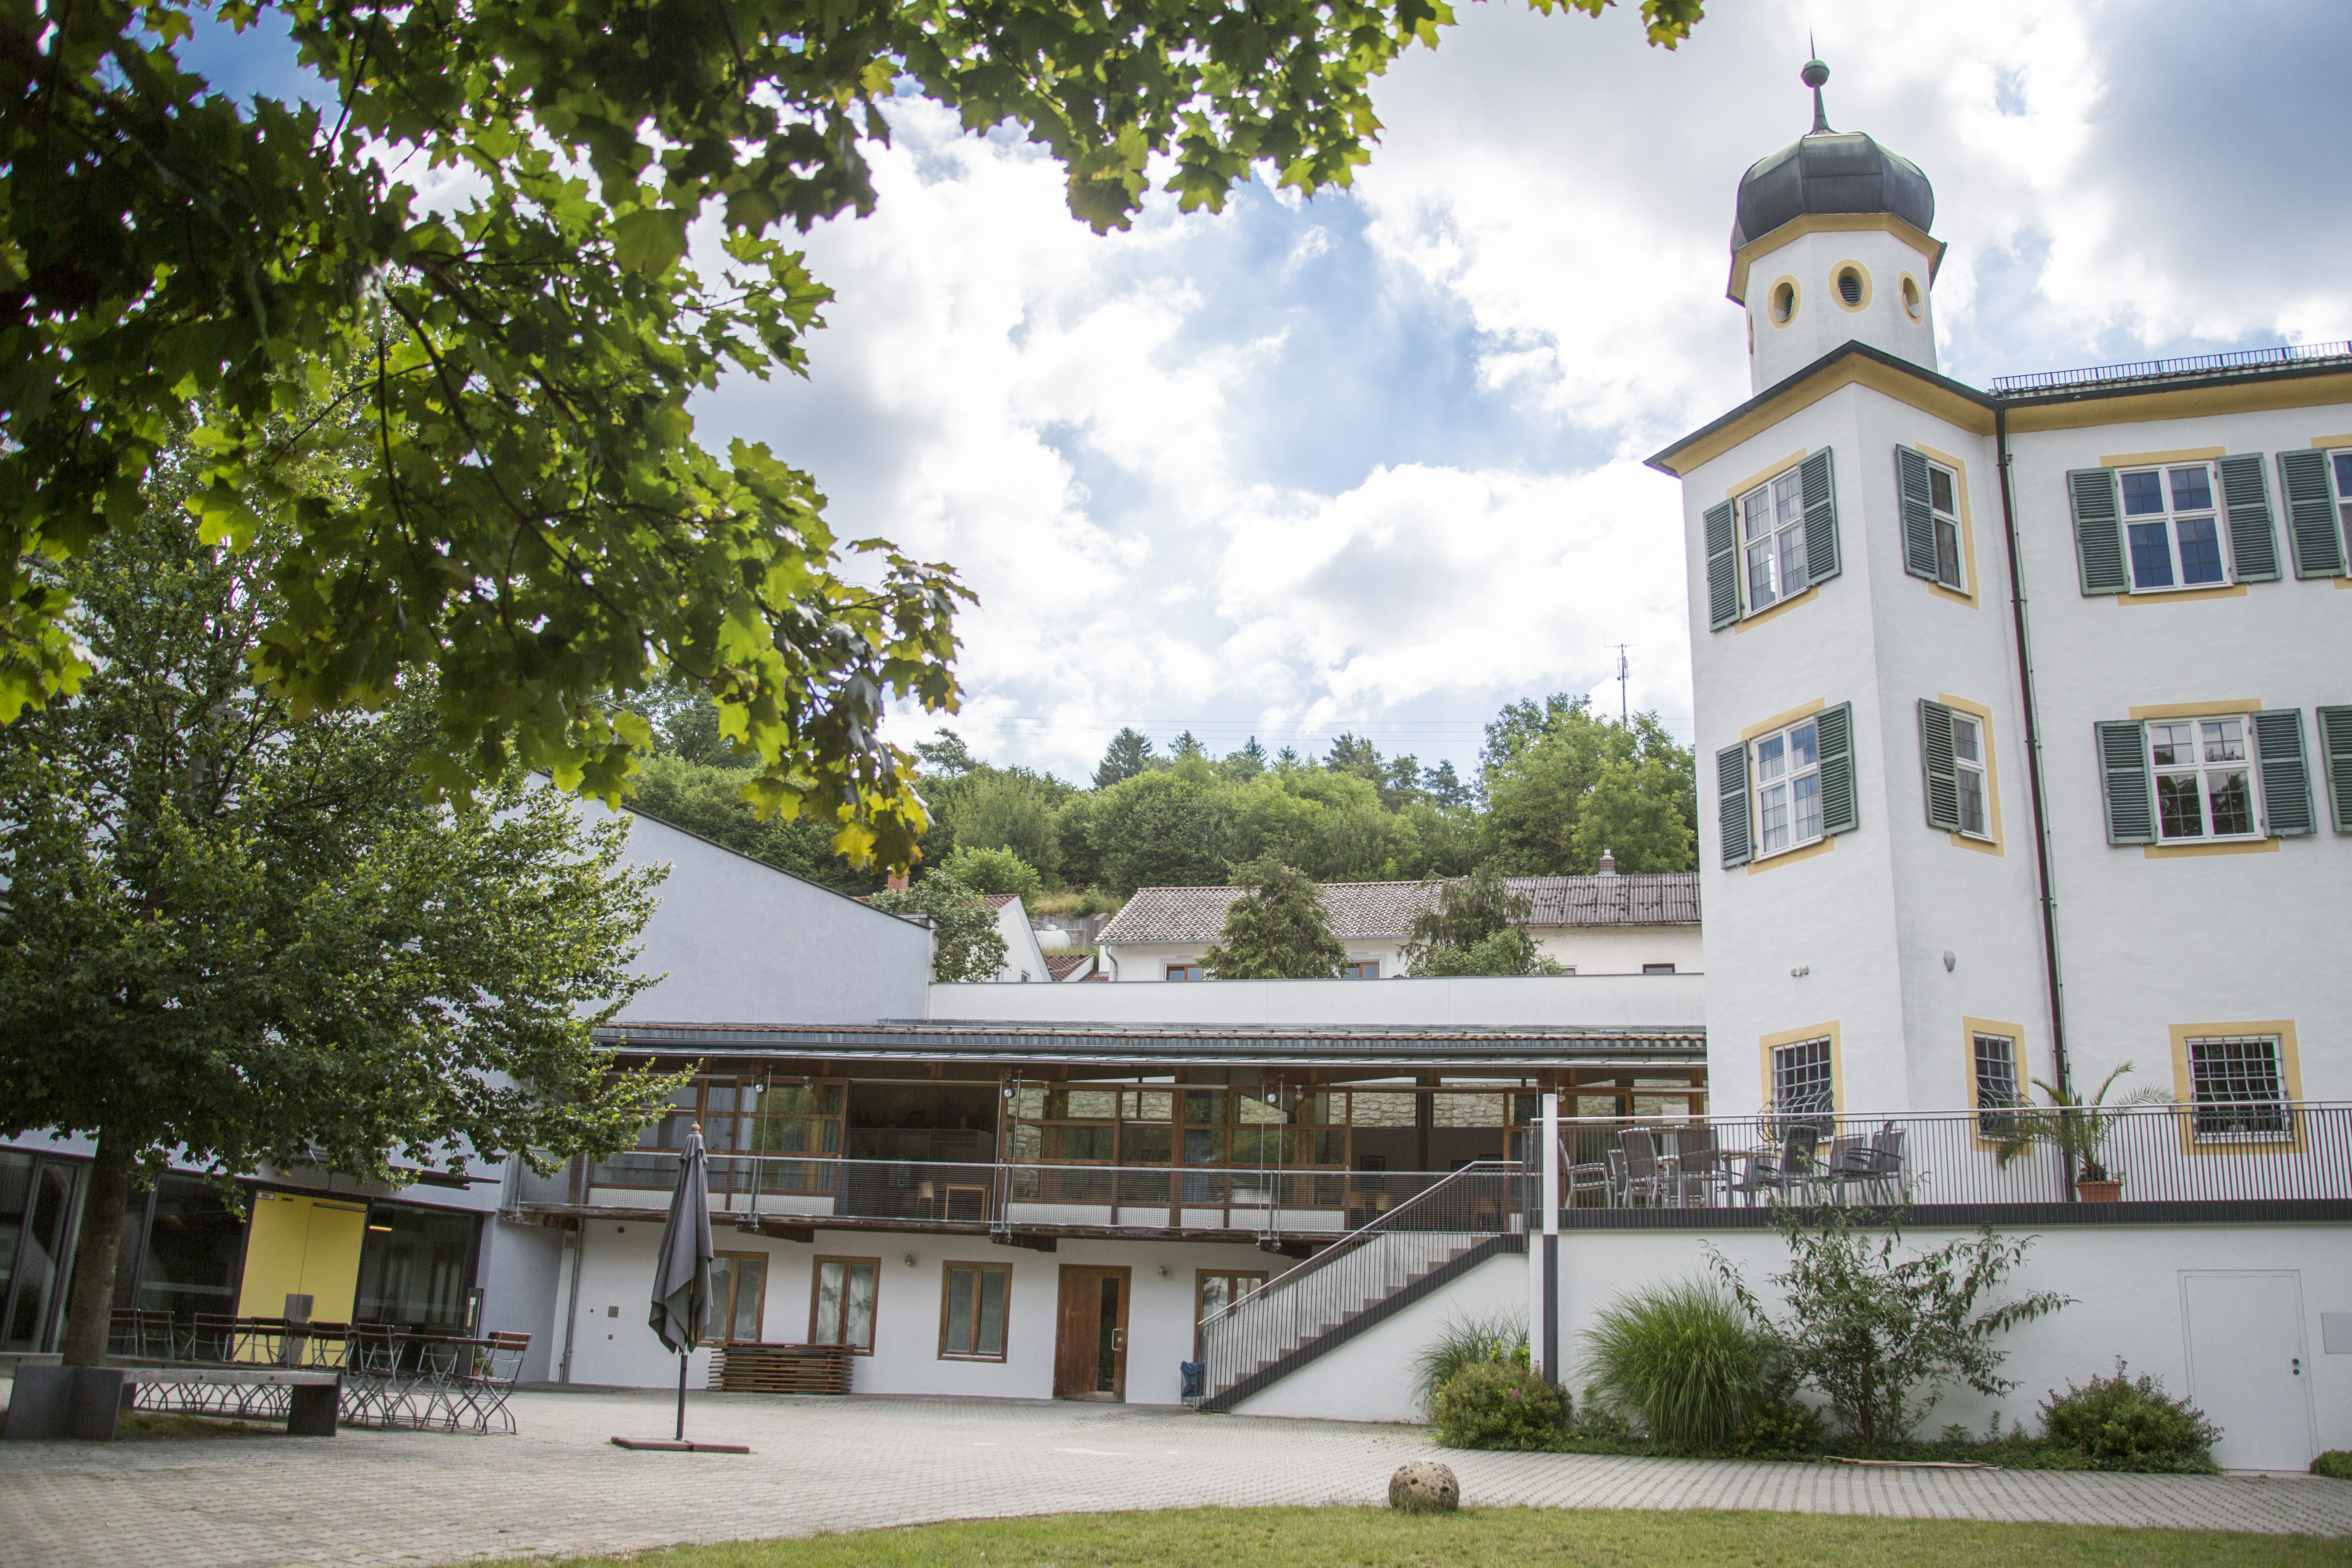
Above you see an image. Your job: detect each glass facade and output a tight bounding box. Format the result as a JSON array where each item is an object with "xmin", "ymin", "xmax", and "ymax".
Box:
[
  {"xmin": 355, "ymin": 1203, "xmax": 480, "ymax": 1331},
  {"xmin": 0, "ymin": 1151, "xmax": 79, "ymax": 1352}
]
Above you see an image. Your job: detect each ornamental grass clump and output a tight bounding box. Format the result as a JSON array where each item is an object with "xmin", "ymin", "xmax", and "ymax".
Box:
[
  {"xmin": 1430, "ymin": 1362, "xmax": 1570, "ymax": 1452},
  {"xmin": 1409, "ymin": 1312, "xmax": 1528, "ymax": 1415},
  {"xmin": 1579, "ymin": 1281, "xmax": 1775, "ymax": 1451},
  {"xmin": 2039, "ymin": 1361, "xmax": 2221, "ymax": 1472}
]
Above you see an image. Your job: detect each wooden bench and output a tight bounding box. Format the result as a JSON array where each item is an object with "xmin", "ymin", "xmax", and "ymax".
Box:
[
  {"xmin": 708, "ymin": 1343, "xmax": 852, "ymax": 1395},
  {"xmin": 3, "ymin": 1364, "xmax": 341, "ymax": 1441}
]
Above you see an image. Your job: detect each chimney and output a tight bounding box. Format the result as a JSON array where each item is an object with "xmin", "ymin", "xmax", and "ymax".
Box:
[
  {"xmin": 1598, "ymin": 849, "xmax": 1617, "ymax": 878},
  {"xmin": 886, "ymin": 871, "xmax": 910, "ymax": 892}
]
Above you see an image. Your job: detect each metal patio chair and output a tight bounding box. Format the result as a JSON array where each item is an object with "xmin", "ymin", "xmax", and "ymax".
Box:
[
  {"xmin": 461, "ymin": 1332, "xmax": 531, "ymax": 1434},
  {"xmin": 1616, "ymin": 1129, "xmax": 1668, "ymax": 1207}
]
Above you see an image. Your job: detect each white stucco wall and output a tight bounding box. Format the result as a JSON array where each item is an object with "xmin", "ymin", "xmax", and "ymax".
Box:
[
  {"xmin": 1542, "ymin": 1221, "xmax": 2349, "ymax": 1470},
  {"xmin": 1227, "ymin": 1249, "xmax": 1529, "ymax": 1425},
  {"xmin": 1742, "ymin": 225, "xmax": 1941, "ymax": 395},
  {"xmin": 992, "ymin": 899, "xmax": 1052, "ymax": 984},
  {"xmin": 926, "ymin": 972, "xmax": 1704, "ymax": 1031},
  {"xmin": 1098, "ymin": 926, "xmax": 1704, "ymax": 983},
  {"xmin": 556, "ymin": 1218, "xmax": 1278, "ymax": 1404}
]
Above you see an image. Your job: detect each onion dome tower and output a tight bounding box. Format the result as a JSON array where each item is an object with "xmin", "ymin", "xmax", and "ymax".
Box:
[{"xmin": 1729, "ymin": 58, "xmax": 1944, "ymax": 394}]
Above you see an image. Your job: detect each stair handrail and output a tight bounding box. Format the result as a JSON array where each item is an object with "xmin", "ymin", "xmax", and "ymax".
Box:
[{"xmin": 1200, "ymin": 1160, "xmax": 1524, "ymax": 1332}]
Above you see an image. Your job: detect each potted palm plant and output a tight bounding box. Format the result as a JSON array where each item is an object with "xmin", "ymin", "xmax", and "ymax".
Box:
[{"xmin": 1991, "ymin": 1064, "xmax": 2170, "ymax": 1201}]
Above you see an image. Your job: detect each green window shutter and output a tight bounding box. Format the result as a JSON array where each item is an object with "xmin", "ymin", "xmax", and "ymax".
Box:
[
  {"xmin": 1716, "ymin": 742, "xmax": 1752, "ymax": 868},
  {"xmin": 2278, "ymin": 449, "xmax": 2346, "ymax": 578},
  {"xmin": 2250, "ymin": 709, "xmax": 2314, "ymax": 837},
  {"xmin": 1704, "ymin": 501, "xmax": 1739, "ymax": 630},
  {"xmin": 1917, "ymin": 698, "xmax": 1960, "ymax": 831},
  {"xmin": 2068, "ymin": 467, "xmax": 2127, "ymax": 594},
  {"xmin": 2094, "ymin": 720, "xmax": 2154, "ymax": 844},
  {"xmin": 1815, "ymin": 701, "xmax": 1858, "ymax": 835},
  {"xmin": 2315, "ymin": 706, "xmax": 2352, "ymax": 834},
  {"xmin": 1895, "ymin": 446, "xmax": 1938, "ymax": 580},
  {"xmin": 1799, "ymin": 449, "xmax": 1841, "ymax": 585},
  {"xmin": 2215, "ymin": 453, "xmax": 2280, "ymax": 583}
]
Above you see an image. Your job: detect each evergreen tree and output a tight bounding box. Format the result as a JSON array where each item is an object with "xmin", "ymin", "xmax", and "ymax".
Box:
[
  {"xmin": 915, "ymin": 730, "xmax": 980, "ymax": 776},
  {"xmin": 1202, "ymin": 859, "xmax": 1347, "ymax": 980},
  {"xmin": 1424, "ymin": 759, "xmax": 1474, "ymax": 809},
  {"xmin": 1325, "ymin": 732, "xmax": 1385, "ymax": 782},
  {"xmin": 1171, "ymin": 730, "xmax": 1208, "ymax": 762},
  {"xmin": 1093, "ymin": 727, "xmax": 1158, "ymax": 789},
  {"xmin": 1398, "ymin": 865, "xmax": 1565, "ymax": 977}
]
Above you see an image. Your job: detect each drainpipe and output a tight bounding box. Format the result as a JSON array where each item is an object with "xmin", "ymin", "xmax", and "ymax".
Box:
[
  {"xmin": 1994, "ymin": 404, "xmax": 2075, "ymax": 1104},
  {"xmin": 1538, "ymin": 1092, "xmax": 1559, "ymax": 1387},
  {"xmin": 558, "ymin": 1211, "xmax": 586, "ymax": 1384}
]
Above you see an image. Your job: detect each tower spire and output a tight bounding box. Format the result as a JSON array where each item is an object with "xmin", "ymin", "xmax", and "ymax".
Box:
[{"xmin": 1802, "ymin": 51, "xmax": 1832, "ymax": 134}]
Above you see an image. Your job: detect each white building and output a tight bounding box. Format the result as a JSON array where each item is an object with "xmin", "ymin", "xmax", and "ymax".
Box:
[
  {"xmin": 1094, "ymin": 870, "xmax": 1702, "ymax": 982},
  {"xmin": 1645, "ymin": 63, "xmax": 2352, "ymax": 1128}
]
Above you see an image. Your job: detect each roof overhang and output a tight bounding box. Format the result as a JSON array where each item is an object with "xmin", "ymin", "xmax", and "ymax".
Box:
[
  {"xmin": 1996, "ymin": 359, "xmax": 2352, "ymax": 434},
  {"xmin": 594, "ymin": 1020, "xmax": 1707, "ymax": 1073},
  {"xmin": 1727, "ymin": 212, "xmax": 1945, "ymax": 305},
  {"xmin": 1646, "ymin": 340, "xmax": 1995, "ymax": 479}
]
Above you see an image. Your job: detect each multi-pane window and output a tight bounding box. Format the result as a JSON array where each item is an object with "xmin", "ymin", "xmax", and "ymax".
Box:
[
  {"xmin": 1952, "ymin": 713, "xmax": 1989, "ymax": 838},
  {"xmin": 708, "ymin": 1252, "xmax": 767, "ymax": 1343},
  {"xmin": 2120, "ymin": 464, "xmax": 2226, "ymax": 591},
  {"xmin": 938, "ymin": 1264, "xmax": 1009, "ymax": 1360},
  {"xmin": 2333, "ymin": 451, "xmax": 2352, "ymax": 545},
  {"xmin": 1752, "ymin": 717, "xmax": 1823, "ymax": 857},
  {"xmin": 1770, "ymin": 1038, "xmax": 1834, "ymax": 1127},
  {"xmin": 809, "ymin": 1257, "xmax": 879, "ymax": 1353},
  {"xmin": 1165, "ymin": 964, "xmax": 1204, "ymax": 982},
  {"xmin": 1339, "ymin": 961, "xmax": 1380, "ymax": 980},
  {"xmin": 600, "ymin": 1078, "xmax": 843, "ymax": 1192},
  {"xmin": 1972, "ymin": 1034, "xmax": 2022, "ymax": 1134},
  {"xmin": 1741, "ymin": 469, "xmax": 1809, "ymax": 612},
  {"xmin": 2149, "ymin": 717, "xmax": 2258, "ymax": 841},
  {"xmin": 1927, "ymin": 461, "xmax": 1964, "ymax": 589},
  {"xmin": 1194, "ymin": 1270, "xmax": 1270, "ymax": 1359},
  {"xmin": 2186, "ymin": 1035, "xmax": 2291, "ymax": 1141}
]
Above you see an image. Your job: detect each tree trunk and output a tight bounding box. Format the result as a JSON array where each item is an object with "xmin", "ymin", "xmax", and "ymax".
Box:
[{"xmin": 59, "ymin": 1130, "xmax": 135, "ymax": 1367}]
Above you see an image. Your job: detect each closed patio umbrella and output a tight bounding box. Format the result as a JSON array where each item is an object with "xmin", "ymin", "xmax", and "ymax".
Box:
[{"xmin": 650, "ymin": 1121, "xmax": 714, "ymax": 1442}]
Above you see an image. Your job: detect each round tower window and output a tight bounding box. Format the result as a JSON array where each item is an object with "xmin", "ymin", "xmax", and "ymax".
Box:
[
  {"xmin": 1837, "ymin": 268, "xmax": 1863, "ymax": 306},
  {"xmin": 1770, "ymin": 280, "xmax": 1797, "ymax": 324},
  {"xmin": 1901, "ymin": 275, "xmax": 1924, "ymax": 321}
]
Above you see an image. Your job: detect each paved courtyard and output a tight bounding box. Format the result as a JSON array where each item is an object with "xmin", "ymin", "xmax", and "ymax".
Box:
[{"xmin": 4, "ymin": 1386, "xmax": 2349, "ymax": 1568}]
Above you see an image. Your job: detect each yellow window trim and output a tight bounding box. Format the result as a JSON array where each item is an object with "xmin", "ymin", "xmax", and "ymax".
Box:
[
  {"xmin": 2117, "ymin": 584, "xmax": 2248, "ymax": 605},
  {"xmin": 1961, "ymin": 1017, "xmax": 2030, "ymax": 1152},
  {"xmin": 2099, "ymin": 447, "xmax": 2225, "ymax": 467},
  {"xmin": 1726, "ymin": 449, "xmax": 1808, "ymax": 501},
  {"xmin": 1764, "ymin": 275, "xmax": 1802, "ymax": 329},
  {"xmin": 1747, "ymin": 835, "xmax": 1835, "ymax": 875},
  {"xmin": 1757, "ymin": 1021, "xmax": 1844, "ymax": 1121},
  {"xmin": 2143, "ymin": 838, "xmax": 2279, "ymax": 860},
  {"xmin": 2308, "ymin": 434, "xmax": 2352, "ymax": 449},
  {"xmin": 1740, "ymin": 698, "xmax": 1828, "ymax": 743},
  {"xmin": 2167, "ymin": 1020, "xmax": 2303, "ymax": 1155},
  {"xmin": 1914, "ymin": 443, "xmax": 1981, "ymax": 607},
  {"xmin": 1732, "ymin": 585, "xmax": 1821, "ymax": 632},
  {"xmin": 1830, "ymin": 260, "xmax": 1873, "ymax": 313},
  {"xmin": 2126, "ymin": 699, "xmax": 2260, "ymax": 719},
  {"xmin": 1936, "ymin": 692, "xmax": 2004, "ymax": 856}
]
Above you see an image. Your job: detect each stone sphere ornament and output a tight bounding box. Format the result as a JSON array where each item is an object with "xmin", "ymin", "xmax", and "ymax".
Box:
[{"xmin": 1388, "ymin": 1461, "xmax": 1459, "ymax": 1514}]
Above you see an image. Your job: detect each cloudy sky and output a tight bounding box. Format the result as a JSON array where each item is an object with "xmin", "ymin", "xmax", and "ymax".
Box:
[{"xmin": 193, "ymin": 0, "xmax": 2352, "ymax": 784}]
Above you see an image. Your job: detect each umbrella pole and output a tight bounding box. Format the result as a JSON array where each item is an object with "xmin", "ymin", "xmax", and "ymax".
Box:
[{"xmin": 676, "ymin": 1349, "xmax": 688, "ymax": 1441}]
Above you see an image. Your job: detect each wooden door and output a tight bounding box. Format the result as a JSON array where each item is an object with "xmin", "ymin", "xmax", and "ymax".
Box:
[{"xmin": 1053, "ymin": 1266, "xmax": 1131, "ymax": 1400}]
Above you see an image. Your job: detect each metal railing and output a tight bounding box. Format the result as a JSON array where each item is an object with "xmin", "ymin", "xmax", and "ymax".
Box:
[
  {"xmin": 1555, "ymin": 1101, "xmax": 2352, "ymax": 1213},
  {"xmin": 1196, "ymin": 1162, "xmax": 1527, "ymax": 1406},
  {"xmin": 1988, "ymin": 340, "xmax": 2352, "ymax": 394}
]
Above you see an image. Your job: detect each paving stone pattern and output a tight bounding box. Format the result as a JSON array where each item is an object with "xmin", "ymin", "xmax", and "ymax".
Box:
[{"xmin": 3, "ymin": 1387, "xmax": 2348, "ymax": 1568}]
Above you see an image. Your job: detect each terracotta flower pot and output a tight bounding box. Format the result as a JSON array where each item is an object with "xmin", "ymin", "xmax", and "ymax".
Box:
[{"xmin": 2075, "ymin": 1178, "xmax": 2122, "ymax": 1203}]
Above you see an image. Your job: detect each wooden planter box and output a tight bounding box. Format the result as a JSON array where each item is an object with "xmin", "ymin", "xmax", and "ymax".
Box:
[
  {"xmin": 709, "ymin": 1343, "xmax": 853, "ymax": 1395},
  {"xmin": 2075, "ymin": 1179, "xmax": 2122, "ymax": 1203}
]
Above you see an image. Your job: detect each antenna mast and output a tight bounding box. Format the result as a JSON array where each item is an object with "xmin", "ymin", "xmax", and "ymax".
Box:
[{"xmin": 1612, "ymin": 644, "xmax": 1630, "ymax": 725}]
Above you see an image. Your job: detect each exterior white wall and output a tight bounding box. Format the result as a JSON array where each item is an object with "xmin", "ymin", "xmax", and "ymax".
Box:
[
  {"xmin": 1744, "ymin": 226, "xmax": 1939, "ymax": 394},
  {"xmin": 1541, "ymin": 1222, "xmax": 2349, "ymax": 1469},
  {"xmin": 1229, "ymin": 1249, "xmax": 1528, "ymax": 1424},
  {"xmin": 991, "ymin": 899, "xmax": 1052, "ymax": 984},
  {"xmin": 928, "ymin": 972, "xmax": 1705, "ymax": 1032},
  {"xmin": 557, "ymin": 1217, "xmax": 1273, "ymax": 1404},
  {"xmin": 2004, "ymin": 401, "xmax": 2352, "ymax": 1103},
  {"xmin": 582, "ymin": 800, "xmax": 932, "ymax": 1026},
  {"xmin": 1100, "ymin": 926, "xmax": 1704, "ymax": 983}
]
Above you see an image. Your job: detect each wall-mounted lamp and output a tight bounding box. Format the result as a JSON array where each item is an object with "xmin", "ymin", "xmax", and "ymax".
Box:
[
  {"xmin": 1943, "ymin": 950, "xmax": 1957, "ymax": 972},
  {"xmin": 1157, "ymin": 1264, "xmax": 1171, "ymax": 1279},
  {"xmin": 903, "ymin": 1253, "xmax": 917, "ymax": 1269},
  {"xmin": 1789, "ymin": 965, "xmax": 1810, "ymax": 978}
]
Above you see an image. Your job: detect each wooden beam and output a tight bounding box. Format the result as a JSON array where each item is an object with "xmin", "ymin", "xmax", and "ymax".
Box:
[{"xmin": 989, "ymin": 1231, "xmax": 1059, "ymax": 1254}]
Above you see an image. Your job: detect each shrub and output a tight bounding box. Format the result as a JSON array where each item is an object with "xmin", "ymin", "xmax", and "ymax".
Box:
[
  {"xmin": 2040, "ymin": 1361, "xmax": 2221, "ymax": 1470},
  {"xmin": 1431, "ymin": 1362, "xmax": 1570, "ymax": 1452},
  {"xmin": 937, "ymin": 844, "xmax": 1043, "ymax": 901},
  {"xmin": 1409, "ymin": 1312, "xmax": 1528, "ymax": 1415},
  {"xmin": 2313, "ymin": 1451, "xmax": 2352, "ymax": 1481},
  {"xmin": 1727, "ymin": 1397, "xmax": 1824, "ymax": 1457},
  {"xmin": 1580, "ymin": 1281, "xmax": 1772, "ymax": 1451}
]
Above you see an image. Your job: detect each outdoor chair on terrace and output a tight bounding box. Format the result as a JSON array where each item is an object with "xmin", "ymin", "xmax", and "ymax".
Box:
[
  {"xmin": 108, "ymin": 1307, "xmax": 174, "ymax": 1360},
  {"xmin": 1729, "ymin": 1124, "xmax": 1821, "ymax": 1205},
  {"xmin": 1616, "ymin": 1130, "xmax": 1668, "ymax": 1207},
  {"xmin": 189, "ymin": 1313, "xmax": 244, "ymax": 1364},
  {"xmin": 1564, "ymin": 1136, "xmax": 1612, "ymax": 1209},
  {"xmin": 460, "ymin": 1331, "xmax": 531, "ymax": 1434},
  {"xmin": 1663, "ymin": 1125, "xmax": 1724, "ymax": 1206},
  {"xmin": 343, "ymin": 1322, "xmax": 408, "ymax": 1427},
  {"xmin": 1829, "ymin": 1124, "xmax": 1906, "ymax": 1207}
]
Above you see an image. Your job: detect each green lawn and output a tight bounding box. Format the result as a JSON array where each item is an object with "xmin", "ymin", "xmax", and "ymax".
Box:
[{"xmin": 471, "ymin": 1506, "xmax": 2351, "ymax": 1568}]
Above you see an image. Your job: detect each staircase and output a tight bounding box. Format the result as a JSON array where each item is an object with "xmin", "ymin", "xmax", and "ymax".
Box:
[{"xmin": 1197, "ymin": 1163, "xmax": 1527, "ymax": 1412}]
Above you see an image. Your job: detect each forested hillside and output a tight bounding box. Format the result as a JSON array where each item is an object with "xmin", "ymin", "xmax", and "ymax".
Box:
[{"xmin": 622, "ymin": 690, "xmax": 1697, "ymax": 898}]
